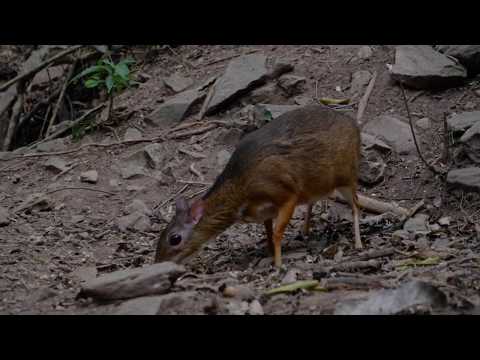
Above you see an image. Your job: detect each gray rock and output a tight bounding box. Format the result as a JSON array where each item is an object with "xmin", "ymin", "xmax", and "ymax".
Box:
[
  {"xmin": 225, "ymin": 300, "xmax": 250, "ymax": 315},
  {"xmin": 35, "ymin": 139, "xmax": 67, "ymax": 153},
  {"xmin": 249, "ymin": 300, "xmax": 264, "ymax": 315},
  {"xmin": 31, "ymin": 66, "xmax": 65, "ymax": 89},
  {"xmin": 438, "ymin": 217, "xmax": 451, "ymax": 226},
  {"xmin": 0, "ymin": 206, "xmax": 10, "ymax": 226},
  {"xmin": 124, "ymin": 127, "xmax": 143, "ymax": 141},
  {"xmin": 447, "ymin": 111, "xmax": 480, "ymax": 133},
  {"xmin": 216, "ymin": 150, "xmax": 231, "ymax": 168},
  {"xmin": 44, "ymin": 157, "xmax": 69, "ymax": 173},
  {"xmin": 145, "ymin": 88, "xmax": 205, "ymax": 128},
  {"xmin": 116, "ymin": 211, "xmax": 151, "ymax": 232},
  {"xmin": 125, "ymin": 199, "xmax": 151, "ymax": 216},
  {"xmin": 447, "ymin": 167, "xmax": 480, "ymax": 191},
  {"xmin": 362, "ymin": 115, "xmax": 416, "ymax": 155},
  {"xmin": 390, "ymin": 45, "xmax": 467, "ymax": 89},
  {"xmin": 436, "ymin": 45, "xmax": 480, "ymax": 75},
  {"xmin": 78, "ymin": 262, "xmax": 186, "ymax": 301},
  {"xmin": 206, "ymin": 53, "xmax": 269, "ymax": 115},
  {"xmin": 114, "ymin": 292, "xmax": 196, "ymax": 315},
  {"xmin": 80, "ymin": 170, "xmax": 98, "ymax": 184},
  {"xmin": 120, "ymin": 163, "xmax": 146, "ymax": 179},
  {"xmin": 392, "ymin": 230, "xmax": 411, "ymax": 242},
  {"xmin": 109, "ymin": 179, "xmax": 121, "ymax": 188},
  {"xmin": 277, "ymin": 75, "xmax": 306, "ymax": 96},
  {"xmin": 404, "ymin": 214, "xmax": 430, "ymax": 234},
  {"xmin": 334, "ymin": 281, "xmax": 446, "ymax": 315},
  {"xmin": 359, "ymin": 152, "xmax": 386, "ymax": 185},
  {"xmin": 416, "ymin": 117, "xmax": 431, "ymax": 130},
  {"xmin": 350, "ymin": 70, "xmax": 372, "ymax": 97},
  {"xmin": 282, "ymin": 268, "xmax": 300, "ymax": 284},
  {"xmin": 460, "ymin": 121, "xmax": 480, "ymax": 163},
  {"xmin": 361, "ymin": 133, "xmax": 392, "ymax": 153},
  {"xmin": 357, "ymin": 46, "xmax": 373, "ymax": 59},
  {"xmin": 144, "ymin": 143, "xmax": 172, "ymax": 169},
  {"xmin": 164, "ymin": 73, "xmax": 194, "ymax": 93}
]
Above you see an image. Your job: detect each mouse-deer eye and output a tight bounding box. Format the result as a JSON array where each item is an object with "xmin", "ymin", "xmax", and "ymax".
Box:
[{"xmin": 169, "ymin": 234, "xmax": 182, "ymax": 246}]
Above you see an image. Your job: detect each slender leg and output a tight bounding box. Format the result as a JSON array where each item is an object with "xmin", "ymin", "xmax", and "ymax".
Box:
[
  {"xmin": 337, "ymin": 186, "xmax": 362, "ymax": 250},
  {"xmin": 264, "ymin": 219, "xmax": 274, "ymax": 254},
  {"xmin": 273, "ymin": 196, "xmax": 298, "ymax": 267},
  {"xmin": 303, "ymin": 204, "xmax": 312, "ymax": 238}
]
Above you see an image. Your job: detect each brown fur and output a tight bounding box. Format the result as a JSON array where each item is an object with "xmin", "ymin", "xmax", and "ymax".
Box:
[{"xmin": 155, "ymin": 104, "xmax": 361, "ymax": 266}]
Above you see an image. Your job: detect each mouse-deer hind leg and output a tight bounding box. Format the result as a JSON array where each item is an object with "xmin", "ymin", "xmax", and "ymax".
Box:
[{"xmin": 337, "ymin": 186, "xmax": 362, "ymax": 250}]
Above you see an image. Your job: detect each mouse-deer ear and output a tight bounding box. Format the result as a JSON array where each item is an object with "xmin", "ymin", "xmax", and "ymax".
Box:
[
  {"xmin": 189, "ymin": 199, "xmax": 205, "ymax": 225},
  {"xmin": 175, "ymin": 196, "xmax": 189, "ymax": 213}
]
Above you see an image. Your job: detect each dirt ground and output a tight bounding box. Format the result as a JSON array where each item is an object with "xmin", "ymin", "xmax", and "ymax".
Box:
[{"xmin": 1, "ymin": 45, "xmax": 480, "ymax": 315}]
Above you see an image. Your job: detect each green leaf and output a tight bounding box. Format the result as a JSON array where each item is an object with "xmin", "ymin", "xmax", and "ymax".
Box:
[
  {"xmin": 265, "ymin": 280, "xmax": 320, "ymax": 296},
  {"xmin": 115, "ymin": 62, "xmax": 130, "ymax": 81},
  {"xmin": 84, "ymin": 78, "xmax": 101, "ymax": 88},
  {"xmin": 396, "ymin": 256, "xmax": 441, "ymax": 271},
  {"xmin": 70, "ymin": 65, "xmax": 106, "ymax": 84},
  {"xmin": 105, "ymin": 75, "xmax": 114, "ymax": 93}
]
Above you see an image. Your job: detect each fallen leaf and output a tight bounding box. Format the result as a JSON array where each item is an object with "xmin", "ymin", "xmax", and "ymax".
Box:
[
  {"xmin": 319, "ymin": 97, "xmax": 350, "ymax": 105},
  {"xmin": 265, "ymin": 280, "xmax": 319, "ymax": 296},
  {"xmin": 396, "ymin": 256, "xmax": 441, "ymax": 270}
]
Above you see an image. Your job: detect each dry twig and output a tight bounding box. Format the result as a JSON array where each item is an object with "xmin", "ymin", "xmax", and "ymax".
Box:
[{"xmin": 356, "ymin": 71, "xmax": 377, "ymax": 124}]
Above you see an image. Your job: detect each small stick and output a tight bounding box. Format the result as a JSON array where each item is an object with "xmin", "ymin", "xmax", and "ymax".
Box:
[
  {"xmin": 177, "ymin": 180, "xmax": 212, "ymax": 186},
  {"xmin": 3, "ymin": 88, "xmax": 25, "ymax": 151},
  {"xmin": 186, "ymin": 187, "xmax": 208, "ymax": 199},
  {"xmin": 154, "ymin": 184, "xmax": 189, "ymax": 210},
  {"xmin": 399, "ymin": 82, "xmax": 446, "ymax": 175},
  {"xmin": 330, "ymin": 259, "xmax": 382, "ymax": 272},
  {"xmin": 443, "ymin": 112, "xmax": 450, "ymax": 165},
  {"xmin": 168, "ymin": 123, "xmax": 218, "ymax": 140},
  {"xmin": 189, "ymin": 163, "xmax": 204, "ymax": 180},
  {"xmin": 341, "ymin": 248, "xmax": 395, "ymax": 263},
  {"xmin": 46, "ymin": 187, "xmax": 116, "ymax": 196},
  {"xmin": 38, "ymin": 105, "xmax": 52, "ymax": 141},
  {"xmin": 356, "ymin": 71, "xmax": 377, "ymax": 124},
  {"xmin": 332, "ymin": 192, "xmax": 409, "ymax": 216},
  {"xmin": 197, "ymin": 79, "xmax": 217, "ymax": 120},
  {"xmin": 166, "ymin": 45, "xmax": 196, "ymax": 70},
  {"xmin": 178, "ymin": 147, "xmax": 206, "ymax": 159},
  {"xmin": 52, "ymin": 162, "xmax": 80, "ymax": 182},
  {"xmin": 45, "ymin": 62, "xmax": 77, "ymax": 136},
  {"xmin": 408, "ymin": 90, "xmax": 425, "ymax": 103},
  {"xmin": 0, "ymin": 45, "xmax": 84, "ymax": 92}
]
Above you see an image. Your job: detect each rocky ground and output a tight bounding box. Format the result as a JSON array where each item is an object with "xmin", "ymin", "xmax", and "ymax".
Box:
[{"xmin": 1, "ymin": 45, "xmax": 480, "ymax": 315}]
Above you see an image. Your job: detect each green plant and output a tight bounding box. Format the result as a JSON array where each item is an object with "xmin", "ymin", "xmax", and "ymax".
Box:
[{"xmin": 71, "ymin": 57, "xmax": 137, "ymax": 121}]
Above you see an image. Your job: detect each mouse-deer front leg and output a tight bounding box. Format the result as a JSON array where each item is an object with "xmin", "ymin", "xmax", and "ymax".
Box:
[{"xmin": 273, "ymin": 196, "xmax": 298, "ymax": 267}]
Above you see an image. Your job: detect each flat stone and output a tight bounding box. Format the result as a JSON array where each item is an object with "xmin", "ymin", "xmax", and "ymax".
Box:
[
  {"xmin": 361, "ymin": 133, "xmax": 392, "ymax": 153},
  {"xmin": 447, "ymin": 167, "xmax": 480, "ymax": 192},
  {"xmin": 390, "ymin": 45, "xmax": 467, "ymax": 89},
  {"xmin": 164, "ymin": 73, "xmax": 194, "ymax": 93},
  {"xmin": 459, "ymin": 121, "xmax": 480, "ymax": 163},
  {"xmin": 447, "ymin": 111, "xmax": 480, "ymax": 133},
  {"xmin": 44, "ymin": 157, "xmax": 69, "ymax": 173},
  {"xmin": 249, "ymin": 300, "xmax": 264, "ymax": 315},
  {"xmin": 206, "ymin": 53, "xmax": 269, "ymax": 115},
  {"xmin": 124, "ymin": 127, "xmax": 143, "ymax": 141},
  {"xmin": 114, "ymin": 292, "xmax": 196, "ymax": 315},
  {"xmin": 362, "ymin": 115, "xmax": 416, "ymax": 155},
  {"xmin": 438, "ymin": 217, "xmax": 451, "ymax": 226},
  {"xmin": 78, "ymin": 262, "xmax": 186, "ymax": 301},
  {"xmin": 145, "ymin": 88, "xmax": 205, "ymax": 128},
  {"xmin": 216, "ymin": 149, "xmax": 231, "ymax": 168},
  {"xmin": 14, "ymin": 193, "xmax": 53, "ymax": 214},
  {"xmin": 436, "ymin": 45, "xmax": 480, "ymax": 75},
  {"xmin": 80, "ymin": 170, "xmax": 98, "ymax": 184},
  {"xmin": 120, "ymin": 163, "xmax": 146, "ymax": 179},
  {"xmin": 0, "ymin": 206, "xmax": 10, "ymax": 226}
]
